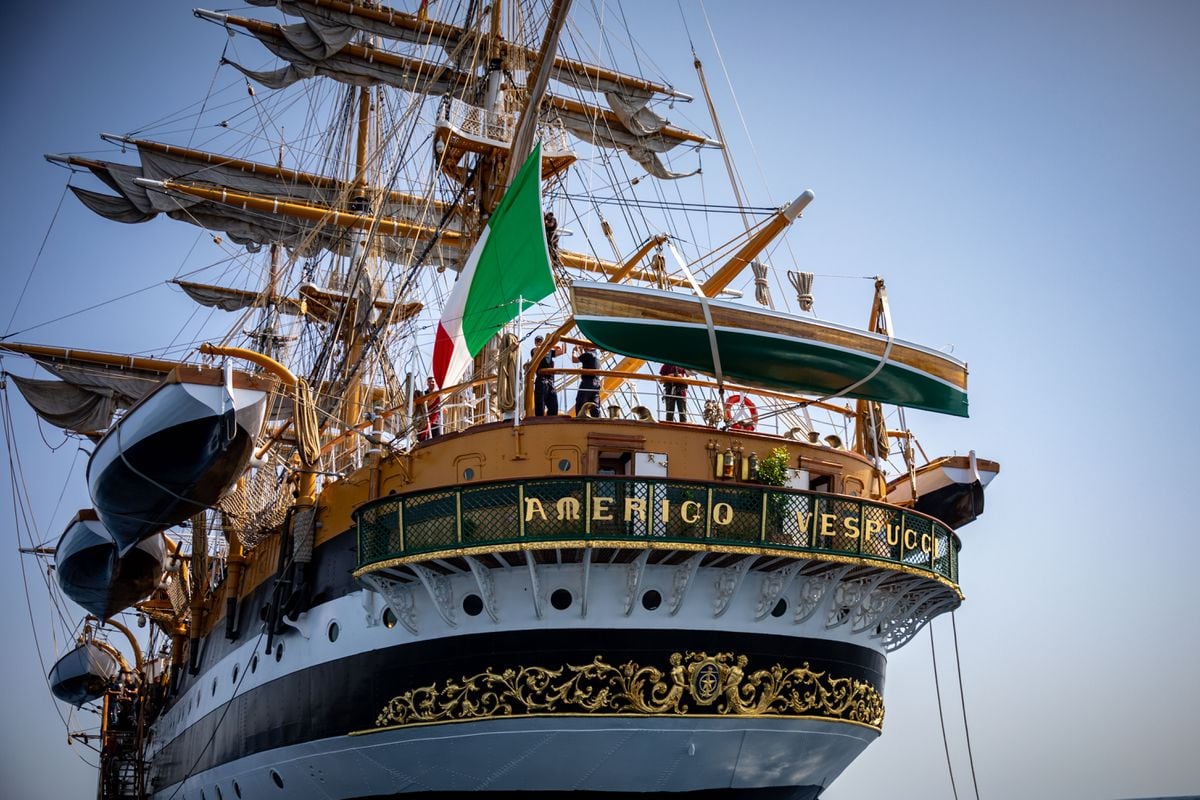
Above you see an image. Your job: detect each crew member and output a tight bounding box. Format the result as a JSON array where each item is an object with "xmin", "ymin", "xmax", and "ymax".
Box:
[
  {"xmin": 572, "ymin": 343, "xmax": 601, "ymax": 416},
  {"xmin": 416, "ymin": 376, "xmax": 441, "ymax": 439},
  {"xmin": 659, "ymin": 362, "xmax": 689, "ymax": 422},
  {"xmin": 532, "ymin": 335, "xmax": 560, "ymax": 416}
]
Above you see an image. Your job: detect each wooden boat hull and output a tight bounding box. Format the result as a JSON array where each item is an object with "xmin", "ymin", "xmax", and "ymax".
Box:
[
  {"xmin": 887, "ymin": 453, "xmax": 999, "ymax": 528},
  {"xmin": 48, "ymin": 641, "xmax": 120, "ymax": 707},
  {"xmin": 55, "ymin": 510, "xmax": 165, "ymax": 620},
  {"xmin": 86, "ymin": 367, "xmax": 272, "ymax": 553},
  {"xmin": 572, "ymin": 282, "xmax": 969, "ymax": 417}
]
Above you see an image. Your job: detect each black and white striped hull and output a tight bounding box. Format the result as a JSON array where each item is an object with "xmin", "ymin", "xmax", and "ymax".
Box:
[{"xmin": 146, "ymin": 533, "xmax": 954, "ymax": 799}]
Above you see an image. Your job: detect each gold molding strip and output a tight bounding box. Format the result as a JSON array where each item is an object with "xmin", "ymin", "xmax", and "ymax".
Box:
[
  {"xmin": 354, "ymin": 651, "xmax": 884, "ymax": 735},
  {"xmin": 353, "ymin": 539, "xmax": 964, "ymax": 598}
]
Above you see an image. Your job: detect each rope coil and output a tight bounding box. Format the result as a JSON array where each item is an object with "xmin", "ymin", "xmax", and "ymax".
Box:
[{"xmin": 788, "ymin": 270, "xmax": 814, "ymax": 311}]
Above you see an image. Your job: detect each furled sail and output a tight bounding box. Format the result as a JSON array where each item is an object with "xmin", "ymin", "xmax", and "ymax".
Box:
[
  {"xmin": 8, "ymin": 375, "xmax": 116, "ymax": 435},
  {"xmin": 49, "ymin": 149, "xmax": 465, "ymax": 266},
  {"xmin": 1, "ymin": 343, "xmax": 179, "ymax": 433},
  {"xmin": 244, "ymin": 0, "xmax": 694, "ymax": 103},
  {"xmin": 209, "ymin": 6, "xmax": 717, "ymax": 179},
  {"xmin": 173, "ymin": 279, "xmax": 422, "ymax": 324},
  {"xmin": 208, "ymin": 12, "xmax": 473, "ymax": 94}
]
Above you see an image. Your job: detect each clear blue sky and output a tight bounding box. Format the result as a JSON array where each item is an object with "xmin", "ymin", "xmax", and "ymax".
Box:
[{"xmin": 2, "ymin": 1, "xmax": 1198, "ymax": 798}]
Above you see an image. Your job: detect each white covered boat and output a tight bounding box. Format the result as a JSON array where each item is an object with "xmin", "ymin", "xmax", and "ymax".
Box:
[
  {"xmin": 887, "ymin": 452, "xmax": 1000, "ymax": 529},
  {"xmin": 86, "ymin": 365, "xmax": 274, "ymax": 553},
  {"xmin": 55, "ymin": 510, "xmax": 167, "ymax": 620}
]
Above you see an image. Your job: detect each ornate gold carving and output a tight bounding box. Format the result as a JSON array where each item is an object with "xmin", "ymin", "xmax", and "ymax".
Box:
[{"xmin": 370, "ymin": 651, "xmax": 884, "ymax": 732}]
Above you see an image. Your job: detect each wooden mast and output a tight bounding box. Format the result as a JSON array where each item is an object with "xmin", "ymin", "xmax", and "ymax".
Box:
[{"xmin": 341, "ymin": 84, "xmax": 375, "ymax": 435}]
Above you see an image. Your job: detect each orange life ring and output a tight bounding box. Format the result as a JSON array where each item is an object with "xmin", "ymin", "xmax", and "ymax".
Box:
[{"xmin": 724, "ymin": 394, "xmax": 758, "ymax": 431}]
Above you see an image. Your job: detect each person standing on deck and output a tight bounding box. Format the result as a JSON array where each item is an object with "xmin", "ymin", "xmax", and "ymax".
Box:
[
  {"xmin": 573, "ymin": 343, "xmax": 601, "ymax": 416},
  {"xmin": 532, "ymin": 335, "xmax": 561, "ymax": 416},
  {"xmin": 659, "ymin": 363, "xmax": 689, "ymax": 422},
  {"xmin": 416, "ymin": 376, "xmax": 441, "ymax": 439}
]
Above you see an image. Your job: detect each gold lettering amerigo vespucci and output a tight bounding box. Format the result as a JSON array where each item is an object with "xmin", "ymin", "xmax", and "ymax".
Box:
[{"xmin": 523, "ymin": 493, "xmax": 942, "ymax": 558}]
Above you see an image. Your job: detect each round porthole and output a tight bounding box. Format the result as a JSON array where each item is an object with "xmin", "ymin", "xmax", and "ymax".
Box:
[
  {"xmin": 233, "ymin": 781, "xmax": 242, "ymax": 799},
  {"xmin": 231, "ymin": 664, "xmax": 239, "ymax": 684},
  {"xmin": 327, "ymin": 621, "xmax": 340, "ymax": 643},
  {"xmin": 215, "ymin": 786, "xmax": 224, "ymax": 800},
  {"xmin": 250, "ymin": 654, "xmax": 258, "ymax": 674},
  {"xmin": 771, "ymin": 598, "xmax": 788, "ymax": 618},
  {"xmin": 274, "ymin": 642, "xmax": 284, "ymax": 662},
  {"xmin": 383, "ymin": 608, "xmax": 397, "ymax": 629},
  {"xmin": 463, "ymin": 467, "xmax": 475, "ymax": 480},
  {"xmin": 211, "ymin": 678, "xmax": 217, "ymax": 696},
  {"xmin": 558, "ymin": 459, "xmax": 571, "ymax": 472},
  {"xmin": 462, "ymin": 594, "xmax": 483, "ymax": 616},
  {"xmin": 270, "ymin": 769, "xmax": 284, "ymax": 789},
  {"xmin": 550, "ymin": 588, "xmax": 573, "ymax": 610},
  {"xmin": 641, "ymin": 589, "xmax": 662, "ymax": 611}
]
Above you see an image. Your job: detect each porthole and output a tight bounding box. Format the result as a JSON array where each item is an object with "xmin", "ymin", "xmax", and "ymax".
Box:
[
  {"xmin": 771, "ymin": 598, "xmax": 788, "ymax": 618},
  {"xmin": 641, "ymin": 589, "xmax": 662, "ymax": 611},
  {"xmin": 327, "ymin": 621, "xmax": 340, "ymax": 643},
  {"xmin": 211, "ymin": 678, "xmax": 217, "ymax": 696},
  {"xmin": 231, "ymin": 664, "xmax": 239, "ymax": 684},
  {"xmin": 558, "ymin": 459, "xmax": 571, "ymax": 472},
  {"xmin": 462, "ymin": 594, "xmax": 483, "ymax": 616},
  {"xmin": 201, "ymin": 790, "xmax": 207, "ymax": 800},
  {"xmin": 270, "ymin": 769, "xmax": 284, "ymax": 789},
  {"xmin": 215, "ymin": 786, "xmax": 224, "ymax": 800},
  {"xmin": 550, "ymin": 588, "xmax": 573, "ymax": 610},
  {"xmin": 463, "ymin": 467, "xmax": 475, "ymax": 480},
  {"xmin": 383, "ymin": 607, "xmax": 397, "ymax": 629},
  {"xmin": 275, "ymin": 642, "xmax": 284, "ymax": 662},
  {"xmin": 250, "ymin": 654, "xmax": 258, "ymax": 674},
  {"xmin": 233, "ymin": 781, "xmax": 242, "ymax": 799}
]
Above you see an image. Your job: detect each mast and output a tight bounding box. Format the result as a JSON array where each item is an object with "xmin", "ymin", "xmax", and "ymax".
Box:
[{"xmin": 341, "ymin": 83, "xmax": 376, "ymax": 436}]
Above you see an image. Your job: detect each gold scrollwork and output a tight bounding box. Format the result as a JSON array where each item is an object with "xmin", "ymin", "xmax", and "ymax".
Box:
[{"xmin": 371, "ymin": 651, "xmax": 884, "ymax": 731}]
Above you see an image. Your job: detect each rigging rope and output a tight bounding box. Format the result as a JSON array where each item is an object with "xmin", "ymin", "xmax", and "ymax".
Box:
[
  {"xmin": 953, "ymin": 611, "xmax": 984, "ymax": 800},
  {"xmin": 931, "ymin": 624, "xmax": 962, "ymax": 800}
]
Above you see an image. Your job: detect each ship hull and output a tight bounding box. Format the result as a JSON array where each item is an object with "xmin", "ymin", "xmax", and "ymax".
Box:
[
  {"xmin": 150, "ymin": 624, "xmax": 881, "ymax": 799},
  {"xmin": 87, "ymin": 374, "xmax": 269, "ymax": 552},
  {"xmin": 142, "ymin": 524, "xmax": 926, "ymax": 800}
]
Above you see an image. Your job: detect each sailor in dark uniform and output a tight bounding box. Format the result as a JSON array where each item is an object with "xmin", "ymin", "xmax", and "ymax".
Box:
[
  {"xmin": 572, "ymin": 343, "xmax": 601, "ymax": 416},
  {"xmin": 532, "ymin": 335, "xmax": 560, "ymax": 416}
]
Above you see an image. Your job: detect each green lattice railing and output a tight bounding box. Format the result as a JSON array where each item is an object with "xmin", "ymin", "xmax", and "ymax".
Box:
[{"xmin": 354, "ymin": 477, "xmax": 959, "ymax": 584}]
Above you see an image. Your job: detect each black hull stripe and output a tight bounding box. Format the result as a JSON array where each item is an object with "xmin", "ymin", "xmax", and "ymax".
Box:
[
  {"xmin": 343, "ymin": 788, "xmax": 823, "ymax": 800},
  {"xmin": 149, "ymin": 629, "xmax": 885, "ymax": 791}
]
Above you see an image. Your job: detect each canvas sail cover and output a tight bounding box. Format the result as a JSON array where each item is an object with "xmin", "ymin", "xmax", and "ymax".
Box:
[
  {"xmin": 218, "ymin": 7, "xmax": 713, "ymax": 179},
  {"xmin": 9, "ymin": 375, "xmax": 116, "ymax": 434}
]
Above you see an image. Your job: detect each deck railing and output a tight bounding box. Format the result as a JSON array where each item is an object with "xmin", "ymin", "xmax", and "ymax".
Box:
[{"xmin": 354, "ymin": 477, "xmax": 959, "ymax": 585}]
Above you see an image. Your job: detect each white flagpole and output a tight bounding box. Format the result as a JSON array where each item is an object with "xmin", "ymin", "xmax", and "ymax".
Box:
[{"xmin": 514, "ymin": 295, "xmax": 524, "ymax": 428}]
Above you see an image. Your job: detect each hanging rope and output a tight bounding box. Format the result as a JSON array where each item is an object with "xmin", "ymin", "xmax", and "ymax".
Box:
[
  {"xmin": 788, "ymin": 270, "xmax": 814, "ymax": 311},
  {"xmin": 293, "ymin": 379, "xmax": 321, "ymax": 467},
  {"xmin": 751, "ymin": 260, "xmax": 774, "ymax": 308},
  {"xmin": 953, "ymin": 612, "xmax": 984, "ymax": 800},
  {"xmin": 931, "ymin": 624, "xmax": 962, "ymax": 800}
]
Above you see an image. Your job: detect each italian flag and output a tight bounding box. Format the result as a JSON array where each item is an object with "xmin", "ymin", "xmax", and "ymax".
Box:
[{"xmin": 432, "ymin": 143, "xmax": 555, "ymax": 388}]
